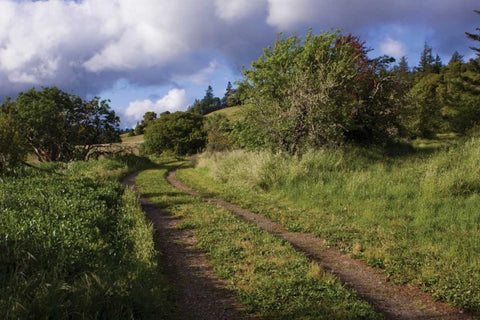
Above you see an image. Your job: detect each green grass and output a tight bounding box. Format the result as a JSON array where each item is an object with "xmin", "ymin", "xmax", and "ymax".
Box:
[
  {"xmin": 177, "ymin": 140, "xmax": 480, "ymax": 312},
  {"xmin": 120, "ymin": 133, "xmax": 145, "ymax": 144},
  {"xmin": 0, "ymin": 156, "xmax": 173, "ymax": 319},
  {"xmin": 135, "ymin": 162, "xmax": 380, "ymax": 319},
  {"xmin": 207, "ymin": 106, "xmax": 245, "ymax": 121}
]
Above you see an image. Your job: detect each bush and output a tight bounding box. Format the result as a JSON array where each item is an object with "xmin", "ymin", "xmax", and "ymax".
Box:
[{"xmin": 141, "ymin": 111, "xmax": 206, "ymax": 156}]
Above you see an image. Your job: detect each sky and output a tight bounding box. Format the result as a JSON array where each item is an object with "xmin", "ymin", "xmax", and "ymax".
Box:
[{"xmin": 0, "ymin": 0, "xmax": 479, "ymax": 128}]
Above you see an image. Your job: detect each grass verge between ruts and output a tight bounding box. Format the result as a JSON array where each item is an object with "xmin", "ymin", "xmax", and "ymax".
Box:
[{"xmin": 135, "ymin": 162, "xmax": 381, "ymax": 319}]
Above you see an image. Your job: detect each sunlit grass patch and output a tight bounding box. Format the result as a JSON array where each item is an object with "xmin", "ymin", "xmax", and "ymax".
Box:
[
  {"xmin": 178, "ymin": 139, "xmax": 480, "ymax": 312},
  {"xmin": 136, "ymin": 166, "xmax": 380, "ymax": 319}
]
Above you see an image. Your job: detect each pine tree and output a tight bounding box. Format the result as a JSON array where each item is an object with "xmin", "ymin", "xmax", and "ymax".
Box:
[
  {"xmin": 465, "ymin": 10, "xmax": 480, "ymax": 57},
  {"xmin": 418, "ymin": 42, "xmax": 434, "ymax": 73},
  {"xmin": 395, "ymin": 56, "xmax": 409, "ymax": 74},
  {"xmin": 188, "ymin": 86, "xmax": 222, "ymax": 115},
  {"xmin": 433, "ymin": 54, "xmax": 443, "ymax": 73},
  {"xmin": 221, "ymin": 81, "xmax": 239, "ymax": 107},
  {"xmin": 448, "ymin": 51, "xmax": 464, "ymax": 64}
]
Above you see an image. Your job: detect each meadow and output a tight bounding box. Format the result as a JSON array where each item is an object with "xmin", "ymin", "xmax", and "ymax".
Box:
[
  {"xmin": 135, "ymin": 163, "xmax": 381, "ymax": 319},
  {"xmin": 177, "ymin": 139, "xmax": 480, "ymax": 312},
  {"xmin": 0, "ymin": 156, "xmax": 173, "ymax": 319}
]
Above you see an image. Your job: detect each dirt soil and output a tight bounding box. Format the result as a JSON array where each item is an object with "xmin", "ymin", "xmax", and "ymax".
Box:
[
  {"xmin": 167, "ymin": 171, "xmax": 474, "ymax": 320},
  {"xmin": 123, "ymin": 173, "xmax": 250, "ymax": 320}
]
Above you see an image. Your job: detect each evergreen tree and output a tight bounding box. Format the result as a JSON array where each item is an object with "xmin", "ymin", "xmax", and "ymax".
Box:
[
  {"xmin": 188, "ymin": 85, "xmax": 222, "ymax": 115},
  {"xmin": 433, "ymin": 54, "xmax": 443, "ymax": 73},
  {"xmin": 463, "ymin": 9, "xmax": 480, "ymax": 93},
  {"xmin": 448, "ymin": 51, "xmax": 464, "ymax": 64},
  {"xmin": 221, "ymin": 81, "xmax": 240, "ymax": 107},
  {"xmin": 396, "ymin": 56, "xmax": 409, "ymax": 74},
  {"xmin": 465, "ymin": 10, "xmax": 480, "ymax": 57},
  {"xmin": 417, "ymin": 42, "xmax": 434, "ymax": 73}
]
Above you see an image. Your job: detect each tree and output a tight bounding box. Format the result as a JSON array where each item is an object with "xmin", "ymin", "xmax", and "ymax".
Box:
[
  {"xmin": 205, "ymin": 114, "xmax": 232, "ymax": 152},
  {"xmin": 466, "ymin": 10, "xmax": 480, "ymax": 57},
  {"xmin": 141, "ymin": 111, "xmax": 206, "ymax": 155},
  {"xmin": 433, "ymin": 54, "xmax": 443, "ymax": 73},
  {"xmin": 241, "ymin": 30, "xmax": 403, "ymax": 153},
  {"xmin": 448, "ymin": 51, "xmax": 464, "ymax": 64},
  {"xmin": 417, "ymin": 42, "xmax": 435, "ymax": 73},
  {"xmin": 188, "ymin": 86, "xmax": 222, "ymax": 115},
  {"xmin": 134, "ymin": 111, "xmax": 157, "ymax": 135},
  {"xmin": 394, "ymin": 56, "xmax": 409, "ymax": 74},
  {"xmin": 13, "ymin": 87, "xmax": 120, "ymax": 162},
  {"xmin": 221, "ymin": 81, "xmax": 241, "ymax": 107},
  {"xmin": 68, "ymin": 96, "xmax": 121, "ymax": 160},
  {"xmin": 405, "ymin": 74, "xmax": 444, "ymax": 137},
  {"xmin": 0, "ymin": 99, "xmax": 28, "ymax": 171}
]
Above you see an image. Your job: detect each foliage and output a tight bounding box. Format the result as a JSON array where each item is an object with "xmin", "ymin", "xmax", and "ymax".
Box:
[
  {"xmin": 141, "ymin": 111, "xmax": 206, "ymax": 155},
  {"xmin": 0, "ymin": 156, "xmax": 172, "ymax": 319},
  {"xmin": 221, "ymin": 82, "xmax": 241, "ymax": 108},
  {"xmin": 188, "ymin": 85, "xmax": 222, "ymax": 115},
  {"xmin": 134, "ymin": 111, "xmax": 158, "ymax": 135},
  {"xmin": 465, "ymin": 10, "xmax": 480, "ymax": 57},
  {"xmin": 8, "ymin": 87, "xmax": 120, "ymax": 162},
  {"xmin": 181, "ymin": 141, "xmax": 480, "ymax": 312},
  {"xmin": 0, "ymin": 99, "xmax": 28, "ymax": 172},
  {"xmin": 136, "ymin": 166, "xmax": 381, "ymax": 319},
  {"xmin": 204, "ymin": 114, "xmax": 232, "ymax": 152},
  {"xmin": 241, "ymin": 30, "xmax": 403, "ymax": 153},
  {"xmin": 404, "ymin": 74, "xmax": 444, "ymax": 137}
]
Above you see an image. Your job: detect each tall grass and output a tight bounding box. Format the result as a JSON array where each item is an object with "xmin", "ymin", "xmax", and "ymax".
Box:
[
  {"xmin": 183, "ymin": 139, "xmax": 480, "ymax": 311},
  {"xmin": 0, "ymin": 156, "xmax": 172, "ymax": 319},
  {"xmin": 136, "ymin": 166, "xmax": 380, "ymax": 319}
]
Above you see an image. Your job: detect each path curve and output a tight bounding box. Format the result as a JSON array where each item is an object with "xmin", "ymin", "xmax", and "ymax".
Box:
[
  {"xmin": 167, "ymin": 170, "xmax": 473, "ymax": 320},
  {"xmin": 123, "ymin": 173, "xmax": 250, "ymax": 320}
]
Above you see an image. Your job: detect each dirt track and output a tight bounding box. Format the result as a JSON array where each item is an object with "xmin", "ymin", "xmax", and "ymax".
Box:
[
  {"xmin": 123, "ymin": 173, "xmax": 249, "ymax": 320},
  {"xmin": 167, "ymin": 170, "xmax": 473, "ymax": 320}
]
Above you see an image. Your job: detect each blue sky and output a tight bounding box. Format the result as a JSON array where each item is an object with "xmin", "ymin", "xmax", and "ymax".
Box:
[{"xmin": 0, "ymin": 0, "xmax": 478, "ymax": 127}]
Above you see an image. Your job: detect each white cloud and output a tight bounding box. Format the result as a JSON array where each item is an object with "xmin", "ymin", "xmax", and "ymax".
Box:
[
  {"xmin": 380, "ymin": 38, "xmax": 406, "ymax": 59},
  {"xmin": 123, "ymin": 88, "xmax": 189, "ymax": 127},
  {"xmin": 0, "ymin": 0, "xmax": 477, "ymax": 100}
]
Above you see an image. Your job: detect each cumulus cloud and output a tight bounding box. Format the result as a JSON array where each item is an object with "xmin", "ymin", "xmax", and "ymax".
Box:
[
  {"xmin": 123, "ymin": 88, "xmax": 189, "ymax": 127},
  {"xmin": 0, "ymin": 0, "xmax": 477, "ymax": 102}
]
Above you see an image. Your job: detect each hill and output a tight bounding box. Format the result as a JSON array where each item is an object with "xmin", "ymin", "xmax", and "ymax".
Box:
[{"xmin": 206, "ymin": 105, "xmax": 244, "ymax": 121}]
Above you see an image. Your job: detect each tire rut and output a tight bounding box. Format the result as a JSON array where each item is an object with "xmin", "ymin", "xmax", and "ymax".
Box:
[
  {"xmin": 123, "ymin": 173, "xmax": 250, "ymax": 320},
  {"xmin": 167, "ymin": 170, "xmax": 473, "ymax": 320}
]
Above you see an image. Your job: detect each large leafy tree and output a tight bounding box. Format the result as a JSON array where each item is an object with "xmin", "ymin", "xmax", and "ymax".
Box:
[
  {"xmin": 241, "ymin": 30, "xmax": 403, "ymax": 153},
  {"xmin": 12, "ymin": 87, "xmax": 120, "ymax": 162},
  {"xmin": 141, "ymin": 111, "xmax": 205, "ymax": 155},
  {"xmin": 134, "ymin": 111, "xmax": 157, "ymax": 135}
]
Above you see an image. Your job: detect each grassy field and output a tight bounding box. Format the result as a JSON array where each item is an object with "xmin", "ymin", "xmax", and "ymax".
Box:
[
  {"xmin": 136, "ymin": 161, "xmax": 380, "ymax": 319},
  {"xmin": 207, "ymin": 106, "xmax": 245, "ymax": 121},
  {"xmin": 120, "ymin": 133, "xmax": 145, "ymax": 144},
  {"xmin": 0, "ymin": 156, "xmax": 173, "ymax": 319},
  {"xmin": 177, "ymin": 139, "xmax": 480, "ymax": 312}
]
